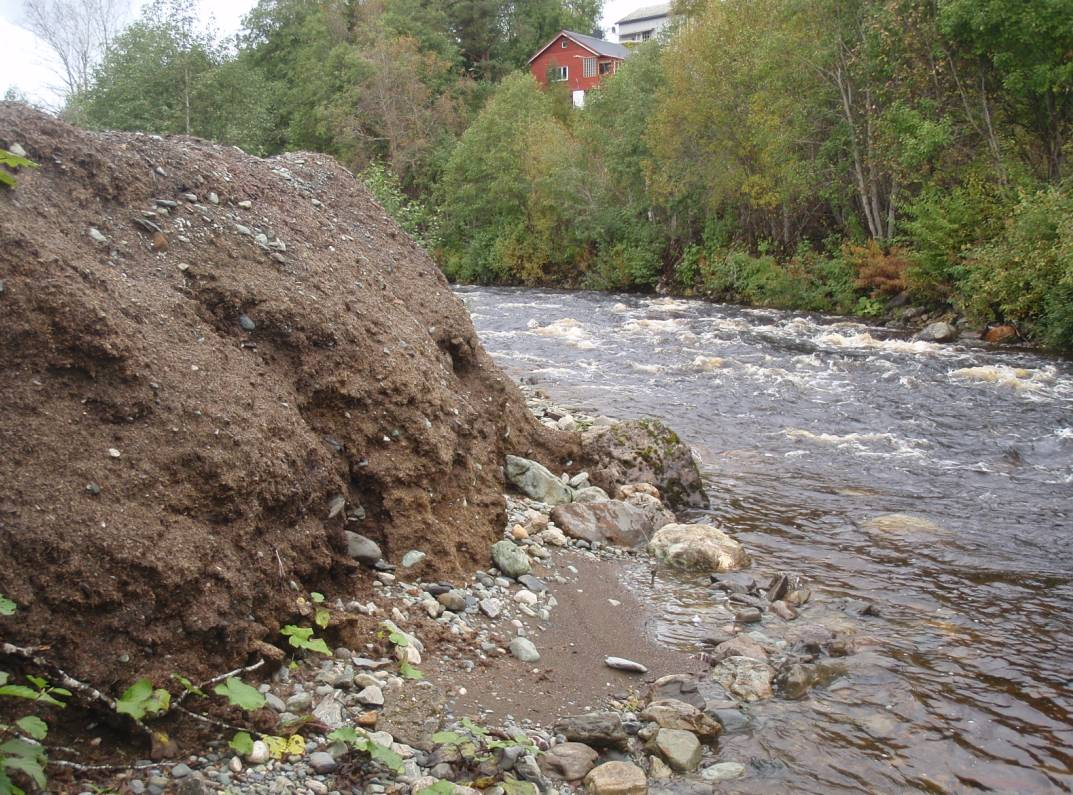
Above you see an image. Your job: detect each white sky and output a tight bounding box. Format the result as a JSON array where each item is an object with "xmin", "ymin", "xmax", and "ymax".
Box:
[{"xmin": 1, "ymin": 0, "xmax": 642, "ymax": 108}]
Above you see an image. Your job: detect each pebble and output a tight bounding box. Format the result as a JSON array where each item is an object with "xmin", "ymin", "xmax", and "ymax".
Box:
[
  {"xmin": 701, "ymin": 761, "xmax": 747, "ymax": 781},
  {"xmin": 248, "ymin": 740, "xmax": 270, "ymax": 765},
  {"xmin": 89, "ymin": 227, "xmax": 107, "ymax": 243},
  {"xmin": 605, "ymin": 657, "xmax": 647, "ymax": 674},
  {"xmin": 509, "ymin": 637, "xmax": 540, "ymax": 663},
  {"xmin": 735, "ymin": 607, "xmax": 763, "ymax": 623},
  {"xmin": 309, "ymin": 751, "xmax": 337, "ymax": 774},
  {"xmin": 238, "ymin": 200, "xmax": 252, "ymax": 209},
  {"xmin": 239, "ymin": 314, "xmax": 256, "ymax": 331},
  {"xmin": 9, "ymin": 142, "xmax": 27, "ymax": 157},
  {"xmin": 357, "ymin": 685, "xmax": 384, "ymax": 706},
  {"xmin": 513, "ymin": 589, "xmax": 538, "ymax": 606},
  {"xmin": 170, "ymin": 763, "xmax": 191, "ymax": 778},
  {"xmin": 401, "ymin": 550, "xmax": 426, "ymax": 568}
]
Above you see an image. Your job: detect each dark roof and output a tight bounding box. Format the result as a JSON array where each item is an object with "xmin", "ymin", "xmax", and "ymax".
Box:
[
  {"xmin": 616, "ymin": 3, "xmax": 672, "ymax": 25},
  {"xmin": 527, "ymin": 30, "xmax": 631, "ymax": 64}
]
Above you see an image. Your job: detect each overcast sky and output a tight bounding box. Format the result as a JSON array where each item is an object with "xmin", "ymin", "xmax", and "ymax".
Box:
[{"xmin": 0, "ymin": 0, "xmax": 642, "ymax": 108}]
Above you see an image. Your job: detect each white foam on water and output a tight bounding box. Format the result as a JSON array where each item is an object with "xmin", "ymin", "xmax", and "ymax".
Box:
[
  {"xmin": 611, "ymin": 302, "xmax": 631, "ymax": 313},
  {"xmin": 531, "ymin": 318, "xmax": 598, "ymax": 349},
  {"xmin": 645, "ymin": 297, "xmax": 695, "ymax": 312},
  {"xmin": 629, "ymin": 361, "xmax": 664, "ymax": 374},
  {"xmin": 692, "ymin": 356, "xmax": 726, "ymax": 371},
  {"xmin": 784, "ymin": 428, "xmax": 929, "ymax": 458},
  {"xmin": 949, "ymin": 365, "xmax": 1063, "ymax": 397},
  {"xmin": 817, "ymin": 331, "xmax": 943, "ymax": 354},
  {"xmin": 1057, "ymin": 428, "xmax": 1073, "ymax": 440},
  {"xmin": 623, "ymin": 318, "xmax": 689, "ymax": 334}
]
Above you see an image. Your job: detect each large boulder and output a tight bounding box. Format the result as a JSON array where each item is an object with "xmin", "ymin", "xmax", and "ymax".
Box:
[
  {"xmin": 648, "ymin": 524, "xmax": 750, "ymax": 572},
  {"xmin": 581, "ymin": 419, "xmax": 708, "ymax": 510},
  {"xmin": 505, "ymin": 455, "xmax": 574, "ymax": 505},
  {"xmin": 550, "ymin": 499, "xmax": 673, "ymax": 548}
]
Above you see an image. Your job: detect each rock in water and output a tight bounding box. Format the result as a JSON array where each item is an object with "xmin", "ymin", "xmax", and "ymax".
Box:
[
  {"xmin": 580, "ymin": 418, "xmax": 709, "ymax": 510},
  {"xmin": 647, "ymin": 523, "xmax": 750, "ymax": 572},
  {"xmin": 551, "ymin": 499, "xmax": 673, "ymax": 547},
  {"xmin": 491, "ymin": 539, "xmax": 531, "ymax": 578},
  {"xmin": 654, "ymin": 728, "xmax": 702, "ymax": 772},
  {"xmin": 505, "ymin": 455, "xmax": 575, "ymax": 505},
  {"xmin": 915, "ymin": 321, "xmax": 958, "ymax": 343},
  {"xmin": 640, "ymin": 699, "xmax": 722, "ymax": 740},
  {"xmin": 710, "ymin": 656, "xmax": 775, "ymax": 702},
  {"xmin": 509, "ymin": 637, "xmax": 540, "ymax": 662},
  {"xmin": 583, "ymin": 761, "xmax": 647, "ymax": 795},
  {"xmin": 701, "ymin": 762, "xmax": 746, "ymax": 782},
  {"xmin": 605, "ymin": 656, "xmax": 648, "ymax": 673}
]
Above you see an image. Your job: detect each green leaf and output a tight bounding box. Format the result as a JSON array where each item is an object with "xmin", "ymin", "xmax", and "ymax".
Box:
[
  {"xmin": 0, "ymin": 767, "xmax": 22, "ymax": 795},
  {"xmin": 0, "ymin": 596, "xmax": 15, "ymax": 616},
  {"xmin": 0, "ymin": 673, "xmax": 8, "ymax": 686},
  {"xmin": 314, "ymin": 607, "xmax": 330, "ymax": 629},
  {"xmin": 387, "ymin": 631, "xmax": 409, "ymax": 648},
  {"xmin": 115, "ymin": 679, "xmax": 169, "ymax": 720},
  {"xmin": 171, "ymin": 674, "xmax": 205, "ymax": 697},
  {"xmin": 310, "ymin": 592, "xmax": 325, "ymax": 604},
  {"xmin": 14, "ymin": 717, "xmax": 47, "ymax": 741},
  {"xmin": 461, "ymin": 717, "xmax": 488, "ymax": 736},
  {"xmin": 24, "ymin": 677, "xmax": 45, "ymax": 691},
  {"xmin": 0, "ymin": 150, "xmax": 37, "ymax": 191},
  {"xmin": 399, "ymin": 661, "xmax": 424, "ymax": 681},
  {"xmin": 326, "ymin": 727, "xmax": 361, "ymax": 746},
  {"xmin": 0, "ymin": 686, "xmax": 52, "ymax": 704},
  {"xmin": 366, "ymin": 739, "xmax": 404, "ymax": 772},
  {"xmin": 213, "ymin": 678, "xmax": 266, "ymax": 712},
  {"xmin": 229, "ymin": 731, "xmax": 254, "ymax": 756},
  {"xmin": 430, "ymin": 731, "xmax": 466, "ymax": 745},
  {"xmin": 2, "ymin": 756, "xmax": 45, "ymax": 789},
  {"xmin": 0, "ymin": 739, "xmax": 42, "ymax": 760},
  {"xmin": 281, "ymin": 625, "xmax": 313, "ymax": 645}
]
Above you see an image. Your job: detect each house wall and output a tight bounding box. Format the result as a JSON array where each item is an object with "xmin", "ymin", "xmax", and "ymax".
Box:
[
  {"xmin": 530, "ymin": 34, "xmax": 618, "ymax": 92},
  {"xmin": 615, "ymin": 15, "xmax": 671, "ymax": 42}
]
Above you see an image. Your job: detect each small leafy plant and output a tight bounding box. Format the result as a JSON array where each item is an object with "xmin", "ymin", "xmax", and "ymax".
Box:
[
  {"xmin": 213, "ymin": 677, "xmax": 266, "ymax": 712},
  {"xmin": 327, "ymin": 726, "xmax": 403, "ymax": 772},
  {"xmin": 280, "ymin": 625, "xmax": 331, "ymax": 657},
  {"xmin": 310, "ymin": 593, "xmax": 330, "ymax": 630},
  {"xmin": 380, "ymin": 622, "xmax": 425, "ymax": 680},
  {"xmin": 0, "ymin": 150, "xmax": 37, "ymax": 189},
  {"xmin": 115, "ymin": 679, "xmax": 171, "ymax": 720},
  {"xmin": 0, "ymin": 667, "xmax": 67, "ymax": 795},
  {"xmin": 0, "ymin": 596, "xmax": 15, "ymax": 617}
]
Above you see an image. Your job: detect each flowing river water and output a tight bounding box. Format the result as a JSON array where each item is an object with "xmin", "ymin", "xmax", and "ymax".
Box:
[{"xmin": 457, "ymin": 286, "xmax": 1073, "ymax": 794}]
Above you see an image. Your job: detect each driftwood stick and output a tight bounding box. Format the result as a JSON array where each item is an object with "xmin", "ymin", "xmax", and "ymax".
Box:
[
  {"xmin": 48, "ymin": 758, "xmax": 160, "ymax": 772},
  {"xmin": 176, "ymin": 658, "xmax": 265, "ymax": 705},
  {"xmin": 172, "ymin": 704, "xmax": 250, "ymax": 734}
]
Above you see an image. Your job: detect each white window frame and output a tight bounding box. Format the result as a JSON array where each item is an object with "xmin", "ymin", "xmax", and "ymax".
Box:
[
  {"xmin": 561, "ymin": 39, "xmax": 568, "ymax": 48},
  {"xmin": 551, "ymin": 65, "xmax": 568, "ymax": 81},
  {"xmin": 583, "ymin": 57, "xmax": 597, "ymax": 78}
]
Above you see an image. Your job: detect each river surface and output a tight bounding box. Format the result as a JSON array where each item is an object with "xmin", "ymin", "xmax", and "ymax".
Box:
[{"xmin": 457, "ymin": 286, "xmax": 1073, "ymax": 794}]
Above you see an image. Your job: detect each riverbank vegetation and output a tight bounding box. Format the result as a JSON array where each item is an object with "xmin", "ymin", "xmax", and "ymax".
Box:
[{"xmin": 23, "ymin": 0, "xmax": 1072, "ymax": 348}]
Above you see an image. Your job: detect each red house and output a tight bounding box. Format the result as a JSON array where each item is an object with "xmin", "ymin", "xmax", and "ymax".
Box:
[{"xmin": 528, "ymin": 30, "xmax": 630, "ymax": 107}]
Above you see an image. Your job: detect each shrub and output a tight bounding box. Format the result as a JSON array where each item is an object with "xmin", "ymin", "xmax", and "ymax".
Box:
[{"xmin": 846, "ymin": 240, "xmax": 910, "ymax": 297}]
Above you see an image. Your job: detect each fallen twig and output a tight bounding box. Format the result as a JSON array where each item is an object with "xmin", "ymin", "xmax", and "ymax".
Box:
[
  {"xmin": 0, "ymin": 641, "xmax": 155, "ymax": 740},
  {"xmin": 176, "ymin": 658, "xmax": 265, "ymax": 705}
]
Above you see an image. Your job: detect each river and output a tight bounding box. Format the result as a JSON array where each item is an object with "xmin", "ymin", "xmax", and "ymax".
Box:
[{"xmin": 458, "ymin": 286, "xmax": 1073, "ymax": 794}]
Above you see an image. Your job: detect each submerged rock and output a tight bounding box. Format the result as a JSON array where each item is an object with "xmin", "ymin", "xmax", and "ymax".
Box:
[
  {"xmin": 640, "ymin": 699, "xmax": 722, "ymax": 739},
  {"xmin": 915, "ymin": 321, "xmax": 959, "ymax": 343},
  {"xmin": 648, "ymin": 524, "xmax": 750, "ymax": 572},
  {"xmin": 505, "ymin": 455, "xmax": 574, "ymax": 505},
  {"xmin": 710, "ymin": 656, "xmax": 775, "ymax": 702}
]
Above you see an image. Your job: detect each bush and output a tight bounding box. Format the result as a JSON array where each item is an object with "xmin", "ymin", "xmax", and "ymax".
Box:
[
  {"xmin": 846, "ymin": 240, "xmax": 910, "ymax": 297},
  {"xmin": 960, "ymin": 184, "xmax": 1073, "ymax": 348}
]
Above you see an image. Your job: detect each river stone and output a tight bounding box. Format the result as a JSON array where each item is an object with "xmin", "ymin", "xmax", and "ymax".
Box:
[
  {"xmin": 555, "ymin": 713, "xmax": 628, "ymax": 750},
  {"xmin": 640, "ymin": 699, "xmax": 721, "ymax": 739},
  {"xmin": 573, "ymin": 485, "xmax": 611, "ymax": 503},
  {"xmin": 437, "ymin": 589, "xmax": 467, "ymax": 612},
  {"xmin": 583, "ymin": 761, "xmax": 647, "ymax": 795},
  {"xmin": 711, "ymin": 657, "xmax": 774, "ymax": 702},
  {"xmin": 505, "ymin": 455, "xmax": 574, "ymax": 505},
  {"xmin": 862, "ymin": 513, "xmax": 947, "ymax": 536},
  {"xmin": 605, "ymin": 656, "xmax": 647, "ymax": 673},
  {"xmin": 551, "ymin": 499, "xmax": 672, "ymax": 548},
  {"xmin": 646, "ymin": 674, "xmax": 705, "ymax": 710},
  {"xmin": 345, "ymin": 531, "xmax": 381, "ymax": 566},
  {"xmin": 309, "ymin": 752, "xmax": 337, "ymax": 774},
  {"xmin": 784, "ymin": 623, "xmax": 835, "ymax": 654},
  {"xmin": 711, "ymin": 636, "xmax": 768, "ymax": 663},
  {"xmin": 915, "ymin": 321, "xmax": 959, "ymax": 343},
  {"xmin": 518, "ymin": 574, "xmax": 547, "ymax": 593},
  {"xmin": 491, "ymin": 539, "xmax": 531, "ymax": 578},
  {"xmin": 581, "ymin": 418, "xmax": 709, "ymax": 510},
  {"xmin": 653, "ymin": 728, "xmax": 702, "ymax": 772},
  {"xmin": 509, "ymin": 637, "xmax": 540, "ymax": 662},
  {"xmin": 701, "ymin": 762, "xmax": 746, "ymax": 782},
  {"xmin": 648, "ymin": 524, "xmax": 750, "ymax": 572},
  {"xmin": 538, "ymin": 742, "xmax": 599, "ymax": 781},
  {"xmin": 312, "ymin": 692, "xmax": 346, "ymax": 728},
  {"xmin": 777, "ymin": 663, "xmax": 816, "ymax": 699}
]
